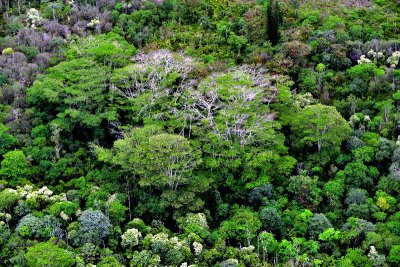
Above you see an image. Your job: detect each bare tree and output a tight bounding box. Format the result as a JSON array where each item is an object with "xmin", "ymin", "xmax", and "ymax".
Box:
[{"xmin": 185, "ymin": 65, "xmax": 280, "ymax": 145}]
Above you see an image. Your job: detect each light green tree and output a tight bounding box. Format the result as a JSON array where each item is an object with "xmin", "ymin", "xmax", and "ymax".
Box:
[
  {"xmin": 388, "ymin": 245, "xmax": 400, "ymax": 265},
  {"xmin": 318, "ymin": 228, "xmax": 341, "ymax": 242},
  {"xmin": 0, "ymin": 124, "xmax": 18, "ymax": 156},
  {"xmin": 129, "ymin": 250, "xmax": 161, "ymax": 267},
  {"xmin": 258, "ymin": 231, "xmax": 278, "ymax": 263},
  {"xmin": 95, "ymin": 126, "xmax": 204, "ymax": 212},
  {"xmin": 66, "ymin": 32, "xmax": 136, "ymax": 67},
  {"xmin": 27, "ymin": 58, "xmax": 117, "ymax": 139},
  {"xmin": 121, "ymin": 228, "xmax": 142, "ymax": 248},
  {"xmin": 290, "ymin": 104, "xmax": 351, "ymax": 163},
  {"xmin": 219, "ymin": 207, "xmax": 262, "ymax": 246},
  {"xmin": 0, "ymin": 189, "xmax": 20, "ymax": 211},
  {"xmin": 136, "ymin": 133, "xmax": 200, "ymax": 191},
  {"xmin": 98, "ymin": 126, "xmax": 201, "ymax": 192},
  {"xmin": 0, "ymin": 150, "xmax": 32, "ymax": 186},
  {"xmin": 25, "ymin": 242, "xmax": 75, "ymax": 267},
  {"xmin": 98, "ymin": 256, "xmax": 124, "ymax": 267}
]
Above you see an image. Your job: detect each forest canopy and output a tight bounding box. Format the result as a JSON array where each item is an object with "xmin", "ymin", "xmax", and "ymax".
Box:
[{"xmin": 1, "ymin": 0, "xmax": 400, "ymax": 266}]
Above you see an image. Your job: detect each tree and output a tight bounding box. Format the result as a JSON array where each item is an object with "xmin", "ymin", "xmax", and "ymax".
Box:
[
  {"xmin": 344, "ymin": 188, "xmax": 377, "ymax": 220},
  {"xmin": 388, "ymin": 245, "xmax": 400, "ymax": 265},
  {"xmin": 287, "ymin": 173, "xmax": 322, "ymax": 210},
  {"xmin": 308, "ymin": 213, "xmax": 332, "ymax": 238},
  {"xmin": 16, "ymin": 214, "xmax": 59, "ymax": 239},
  {"xmin": 336, "ymin": 161, "xmax": 378, "ymax": 190},
  {"xmin": 338, "ymin": 248, "xmax": 373, "ymax": 267},
  {"xmin": 121, "ymin": 228, "xmax": 142, "ymax": 248},
  {"xmin": 0, "ymin": 124, "xmax": 18, "ymax": 156},
  {"xmin": 282, "ymin": 209, "xmax": 314, "ymax": 237},
  {"xmin": 323, "ymin": 179, "xmax": 345, "ymax": 209},
  {"xmin": 77, "ymin": 210, "xmax": 112, "ymax": 245},
  {"xmin": 258, "ymin": 231, "xmax": 278, "ymax": 263},
  {"xmin": 318, "ymin": 228, "xmax": 341, "ymax": 242},
  {"xmin": 0, "ymin": 189, "xmax": 19, "ymax": 212},
  {"xmin": 186, "ymin": 66, "xmax": 295, "ymax": 191},
  {"xmin": 278, "ymin": 239, "xmax": 296, "ymax": 264},
  {"xmin": 281, "ymin": 41, "xmax": 312, "ymax": 66},
  {"xmin": 27, "ymin": 57, "xmax": 117, "ymax": 142},
  {"xmin": 129, "ymin": 250, "xmax": 161, "ymax": 267},
  {"xmin": 66, "ymin": 32, "xmax": 136, "ymax": 67},
  {"xmin": 106, "ymin": 200, "xmax": 127, "ymax": 224},
  {"xmin": 0, "ymin": 150, "xmax": 32, "ymax": 186},
  {"xmin": 97, "ymin": 126, "xmax": 200, "ymax": 191},
  {"xmin": 110, "ymin": 49, "xmax": 197, "ymax": 105},
  {"xmin": 25, "ymin": 242, "xmax": 75, "ymax": 267},
  {"xmin": 248, "ymin": 184, "xmax": 273, "ymax": 206},
  {"xmin": 220, "ymin": 259, "xmax": 240, "ymax": 267},
  {"xmin": 290, "ymin": 104, "xmax": 351, "ymax": 164},
  {"xmin": 259, "ymin": 207, "xmax": 282, "ymax": 234},
  {"xmin": 375, "ymin": 190, "xmax": 396, "ymax": 213},
  {"xmin": 219, "ymin": 207, "xmax": 262, "ymax": 246},
  {"xmin": 345, "ymin": 189, "xmax": 368, "ymax": 205},
  {"xmin": 227, "ymin": 33, "xmax": 248, "ymax": 57},
  {"xmin": 96, "ymin": 126, "xmax": 206, "ymax": 213},
  {"xmin": 323, "ymin": 44, "xmax": 351, "ymax": 70},
  {"xmin": 98, "ymin": 256, "xmax": 123, "ymax": 267},
  {"xmin": 341, "ymin": 217, "xmax": 376, "ymax": 246},
  {"xmin": 136, "ymin": 133, "xmax": 200, "ymax": 191},
  {"xmin": 267, "ymin": 0, "xmax": 282, "ymax": 45},
  {"xmin": 49, "ymin": 201, "xmax": 79, "ymax": 220}
]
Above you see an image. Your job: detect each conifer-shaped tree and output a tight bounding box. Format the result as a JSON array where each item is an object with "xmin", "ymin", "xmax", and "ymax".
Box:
[{"xmin": 267, "ymin": 0, "xmax": 282, "ymax": 45}]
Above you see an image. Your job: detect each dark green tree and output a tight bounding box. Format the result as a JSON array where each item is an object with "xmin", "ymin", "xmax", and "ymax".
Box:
[
  {"xmin": 259, "ymin": 207, "xmax": 282, "ymax": 234},
  {"xmin": 308, "ymin": 213, "xmax": 332, "ymax": 238},
  {"xmin": 267, "ymin": 0, "xmax": 282, "ymax": 45}
]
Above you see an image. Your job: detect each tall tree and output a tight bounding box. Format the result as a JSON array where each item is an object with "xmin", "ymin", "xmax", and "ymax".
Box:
[
  {"xmin": 95, "ymin": 126, "xmax": 206, "ymax": 213},
  {"xmin": 267, "ymin": 0, "xmax": 282, "ymax": 45},
  {"xmin": 290, "ymin": 104, "xmax": 352, "ymax": 164},
  {"xmin": 25, "ymin": 242, "xmax": 75, "ymax": 267}
]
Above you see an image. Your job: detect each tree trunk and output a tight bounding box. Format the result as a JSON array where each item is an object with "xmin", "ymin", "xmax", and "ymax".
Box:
[{"xmin": 126, "ymin": 179, "xmax": 132, "ymax": 221}]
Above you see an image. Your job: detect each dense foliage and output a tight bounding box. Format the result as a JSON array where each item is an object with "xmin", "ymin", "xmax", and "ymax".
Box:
[{"xmin": 1, "ymin": 0, "xmax": 400, "ymax": 266}]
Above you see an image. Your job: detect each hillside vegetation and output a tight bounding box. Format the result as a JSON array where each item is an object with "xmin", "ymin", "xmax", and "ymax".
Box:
[{"xmin": 1, "ymin": 0, "xmax": 400, "ymax": 266}]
